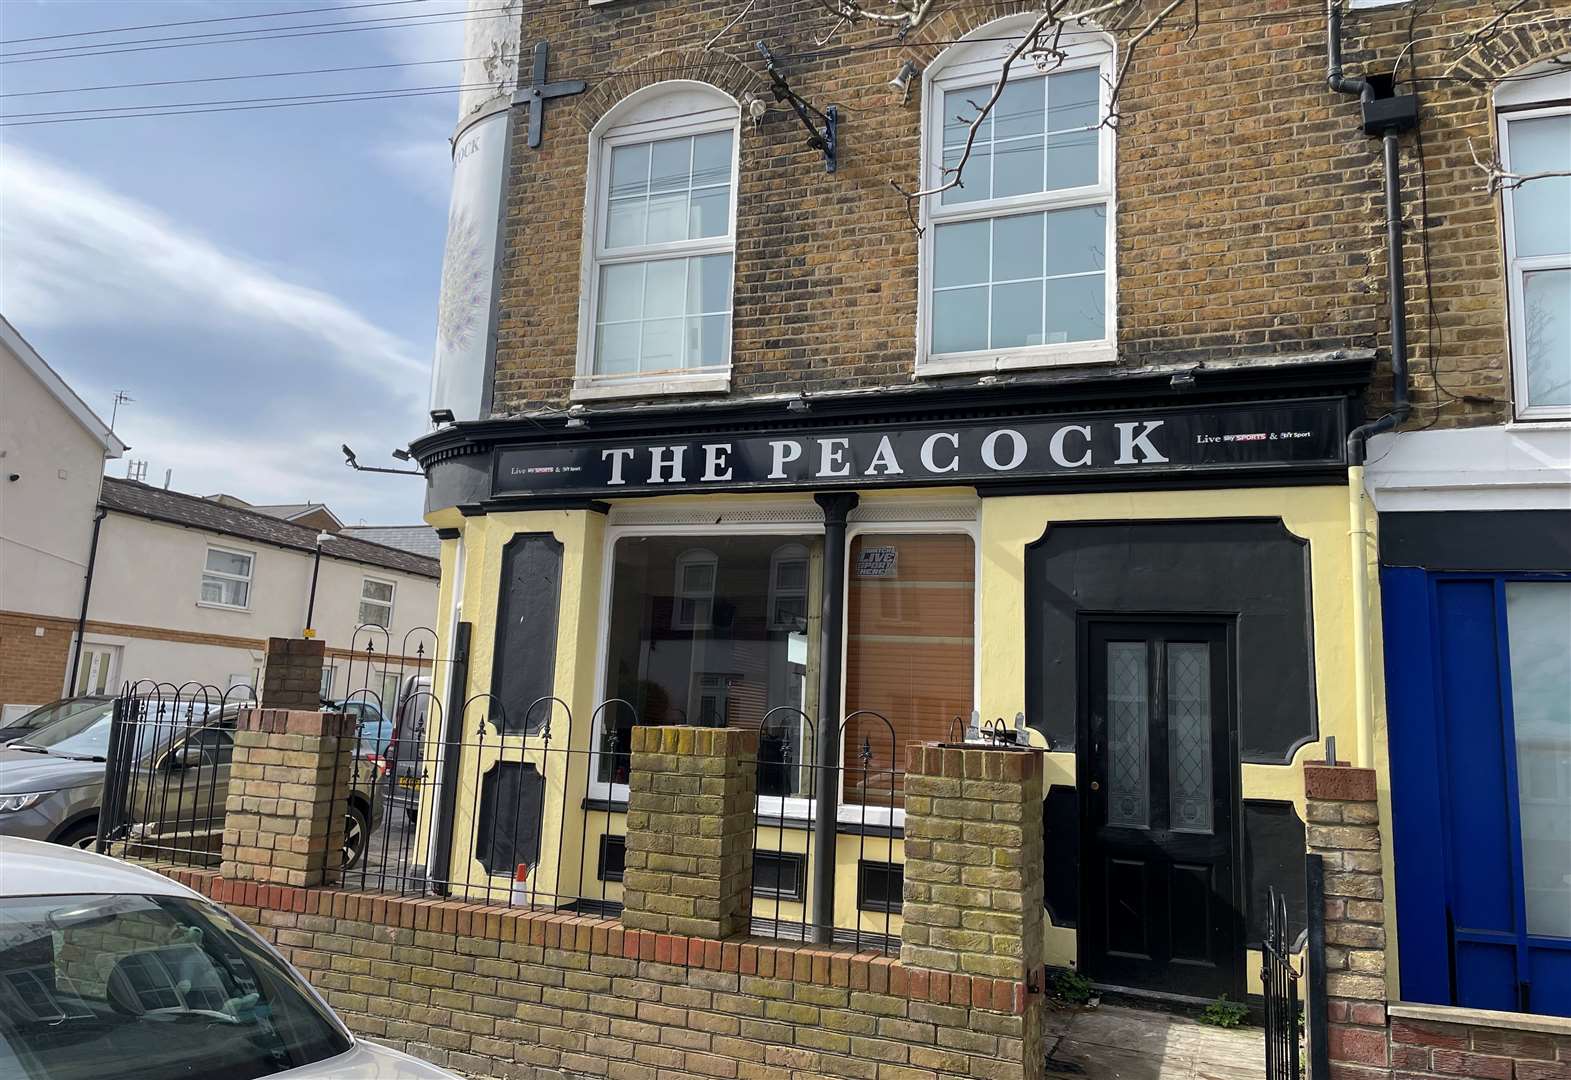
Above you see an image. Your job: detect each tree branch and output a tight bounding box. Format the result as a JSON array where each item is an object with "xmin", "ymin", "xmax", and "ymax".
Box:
[
  {"xmin": 889, "ymin": 0, "xmax": 1188, "ymax": 227},
  {"xmin": 1469, "ymin": 135, "xmax": 1571, "ymax": 192}
]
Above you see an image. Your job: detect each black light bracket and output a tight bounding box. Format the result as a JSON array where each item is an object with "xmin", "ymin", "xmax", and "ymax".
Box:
[{"xmin": 757, "ymin": 42, "xmax": 839, "ymax": 173}]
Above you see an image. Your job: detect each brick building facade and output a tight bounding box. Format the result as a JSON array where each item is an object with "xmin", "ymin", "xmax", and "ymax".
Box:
[{"xmin": 407, "ymin": 0, "xmax": 1570, "ymax": 1037}]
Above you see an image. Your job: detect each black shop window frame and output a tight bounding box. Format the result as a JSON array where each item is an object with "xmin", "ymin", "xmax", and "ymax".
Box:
[
  {"xmin": 857, "ymin": 860, "xmax": 904, "ymax": 914},
  {"xmin": 753, "ymin": 850, "xmax": 806, "ymax": 902}
]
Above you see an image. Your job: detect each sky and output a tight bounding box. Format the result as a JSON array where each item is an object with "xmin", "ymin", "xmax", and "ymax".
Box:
[{"xmin": 1, "ymin": 0, "xmax": 474, "ymax": 525}]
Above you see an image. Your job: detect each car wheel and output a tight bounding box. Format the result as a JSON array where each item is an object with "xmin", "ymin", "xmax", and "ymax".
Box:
[
  {"xmin": 341, "ymin": 803, "xmax": 370, "ymax": 870},
  {"xmin": 404, "ymin": 806, "xmax": 417, "ymax": 828},
  {"xmin": 56, "ymin": 820, "xmax": 98, "ymax": 851}
]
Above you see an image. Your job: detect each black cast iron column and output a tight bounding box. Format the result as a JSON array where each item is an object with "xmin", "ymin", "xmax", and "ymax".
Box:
[{"xmin": 811, "ymin": 491, "xmax": 857, "ymax": 941}]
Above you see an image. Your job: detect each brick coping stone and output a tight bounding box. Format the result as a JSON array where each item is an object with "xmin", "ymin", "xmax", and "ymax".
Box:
[{"xmin": 151, "ymin": 865, "xmax": 1039, "ymax": 1015}]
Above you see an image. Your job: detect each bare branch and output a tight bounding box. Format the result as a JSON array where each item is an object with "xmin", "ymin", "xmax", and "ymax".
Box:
[
  {"xmin": 815, "ymin": 0, "xmax": 933, "ymax": 33},
  {"xmin": 889, "ymin": 0, "xmax": 1187, "ymax": 226},
  {"xmin": 1469, "ymin": 135, "xmax": 1571, "ymax": 192}
]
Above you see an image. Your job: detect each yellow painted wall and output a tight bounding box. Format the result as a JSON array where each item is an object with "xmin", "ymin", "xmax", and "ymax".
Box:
[
  {"xmin": 422, "ymin": 483, "xmax": 1394, "ymax": 997},
  {"xmin": 979, "ymin": 485, "xmax": 1392, "ymax": 993}
]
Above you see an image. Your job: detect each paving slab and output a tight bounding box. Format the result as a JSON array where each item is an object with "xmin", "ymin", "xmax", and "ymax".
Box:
[{"xmin": 1044, "ymin": 1003, "xmax": 1268, "ymax": 1080}]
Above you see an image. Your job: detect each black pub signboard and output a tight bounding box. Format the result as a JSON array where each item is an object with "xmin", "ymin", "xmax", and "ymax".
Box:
[{"xmin": 492, "ymin": 398, "xmax": 1347, "ymax": 498}]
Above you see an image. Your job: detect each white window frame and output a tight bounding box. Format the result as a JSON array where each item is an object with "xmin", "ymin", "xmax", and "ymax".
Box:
[
  {"xmin": 358, "ymin": 575, "xmax": 397, "ymax": 630},
  {"xmin": 585, "ymin": 506, "xmax": 982, "ymax": 835},
  {"xmin": 198, "ymin": 544, "xmax": 254, "ymax": 611},
  {"xmin": 575, "ymin": 82, "xmax": 741, "ymax": 401},
  {"xmin": 1497, "ymin": 62, "xmax": 1571, "ymax": 421},
  {"xmin": 917, "ymin": 20, "xmax": 1117, "ymax": 377},
  {"xmin": 671, "ymin": 548, "xmax": 718, "ymax": 630},
  {"xmin": 840, "ymin": 516, "xmax": 982, "ymax": 831},
  {"xmin": 588, "ymin": 518, "xmax": 825, "ymax": 808},
  {"xmin": 768, "ymin": 543, "xmax": 810, "ymax": 631}
]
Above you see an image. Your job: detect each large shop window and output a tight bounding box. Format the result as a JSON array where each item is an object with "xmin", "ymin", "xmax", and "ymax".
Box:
[
  {"xmin": 580, "ymin": 84, "xmax": 739, "ymax": 398},
  {"xmin": 598, "ymin": 535, "xmax": 821, "ymax": 789},
  {"xmin": 1498, "ymin": 62, "xmax": 1571, "ymax": 419},
  {"xmin": 920, "ymin": 22, "xmax": 1115, "ymax": 375},
  {"xmin": 843, "ymin": 532, "xmax": 976, "ymax": 807}
]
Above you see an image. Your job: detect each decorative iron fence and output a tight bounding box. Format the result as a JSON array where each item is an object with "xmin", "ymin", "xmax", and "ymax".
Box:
[
  {"xmin": 744, "ymin": 707, "xmax": 905, "ymax": 955},
  {"xmin": 336, "ymin": 691, "xmax": 629, "ymax": 918},
  {"xmin": 1262, "ymin": 883, "xmax": 1304, "ymax": 1080},
  {"xmin": 98, "ymin": 681, "xmax": 259, "ymax": 867}
]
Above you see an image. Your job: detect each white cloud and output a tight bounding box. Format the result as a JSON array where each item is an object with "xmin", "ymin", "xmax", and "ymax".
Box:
[{"xmin": 0, "ymin": 146, "xmax": 427, "ymax": 394}]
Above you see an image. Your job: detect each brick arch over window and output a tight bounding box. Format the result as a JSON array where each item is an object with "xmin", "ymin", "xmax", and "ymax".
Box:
[
  {"xmin": 1447, "ymin": 14, "xmax": 1571, "ymax": 86},
  {"xmin": 902, "ymin": 2, "xmax": 1068, "ymax": 65},
  {"xmin": 574, "ymin": 50, "xmax": 767, "ymax": 134}
]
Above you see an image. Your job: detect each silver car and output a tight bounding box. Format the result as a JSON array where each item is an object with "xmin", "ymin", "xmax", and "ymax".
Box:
[
  {"xmin": 0, "ymin": 836, "xmax": 459, "ymax": 1079},
  {"xmin": 0, "ymin": 700, "xmax": 380, "ymax": 867}
]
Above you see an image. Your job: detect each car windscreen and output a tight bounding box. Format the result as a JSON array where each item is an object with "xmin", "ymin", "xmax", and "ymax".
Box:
[
  {"xmin": 0, "ymin": 892, "xmax": 352, "ymax": 1080},
  {"xmin": 12, "ymin": 705, "xmax": 116, "ymax": 758},
  {"xmin": 0, "ymin": 699, "xmax": 107, "ymax": 733}
]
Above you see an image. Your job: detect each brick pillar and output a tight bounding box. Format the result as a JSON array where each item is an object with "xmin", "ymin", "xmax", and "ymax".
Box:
[
  {"xmin": 260, "ymin": 637, "xmax": 325, "ymax": 710},
  {"xmin": 221, "ymin": 708, "xmax": 354, "ymax": 888},
  {"xmin": 901, "ymin": 743, "xmax": 1045, "ymax": 981},
  {"xmin": 621, "ymin": 725, "xmax": 759, "ymax": 939},
  {"xmin": 1306, "ymin": 763, "xmax": 1390, "ymax": 1079}
]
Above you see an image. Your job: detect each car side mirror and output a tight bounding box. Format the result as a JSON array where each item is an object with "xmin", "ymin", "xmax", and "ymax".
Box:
[{"xmin": 171, "ymin": 747, "xmax": 205, "ymax": 769}]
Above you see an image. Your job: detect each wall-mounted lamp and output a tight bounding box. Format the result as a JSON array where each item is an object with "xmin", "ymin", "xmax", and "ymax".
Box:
[
  {"xmin": 1169, "ymin": 366, "xmax": 1200, "ymax": 390},
  {"xmin": 429, "ymin": 408, "xmax": 456, "ymax": 425},
  {"xmin": 564, "ymin": 417, "xmax": 588, "ymax": 430},
  {"xmin": 786, "ymin": 397, "xmax": 810, "ymax": 413},
  {"xmin": 391, "ymin": 448, "xmax": 412, "ymax": 461},
  {"xmin": 889, "ymin": 60, "xmax": 920, "ymax": 104}
]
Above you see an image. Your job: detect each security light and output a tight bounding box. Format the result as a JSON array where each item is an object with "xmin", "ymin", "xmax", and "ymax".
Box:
[
  {"xmin": 391, "ymin": 448, "xmax": 412, "ymax": 461},
  {"xmin": 889, "ymin": 60, "xmax": 919, "ymax": 103},
  {"xmin": 429, "ymin": 408, "xmax": 456, "ymax": 424}
]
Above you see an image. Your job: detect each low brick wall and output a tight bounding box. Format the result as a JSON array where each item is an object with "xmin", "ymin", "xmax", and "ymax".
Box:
[
  {"xmin": 1389, "ymin": 1007, "xmax": 1571, "ymax": 1080},
  {"xmin": 159, "ymin": 869, "xmax": 1043, "ymax": 1080}
]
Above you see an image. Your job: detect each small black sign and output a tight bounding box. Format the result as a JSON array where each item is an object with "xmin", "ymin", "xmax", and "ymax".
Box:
[{"xmin": 492, "ymin": 398, "xmax": 1346, "ymax": 499}]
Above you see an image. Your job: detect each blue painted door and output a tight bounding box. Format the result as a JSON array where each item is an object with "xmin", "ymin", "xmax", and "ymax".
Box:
[{"xmin": 1387, "ymin": 570, "xmax": 1571, "ymax": 1017}]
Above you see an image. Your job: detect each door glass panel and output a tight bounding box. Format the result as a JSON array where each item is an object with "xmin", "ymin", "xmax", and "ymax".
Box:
[
  {"xmin": 1167, "ymin": 642, "xmax": 1214, "ymax": 835},
  {"xmin": 1106, "ymin": 641, "xmax": 1150, "ymax": 829},
  {"xmin": 1505, "ymin": 581, "xmax": 1571, "ymax": 939}
]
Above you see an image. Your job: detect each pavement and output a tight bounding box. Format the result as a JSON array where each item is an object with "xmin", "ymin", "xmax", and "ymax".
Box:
[{"xmin": 1043, "ymin": 1002, "xmax": 1268, "ymax": 1080}]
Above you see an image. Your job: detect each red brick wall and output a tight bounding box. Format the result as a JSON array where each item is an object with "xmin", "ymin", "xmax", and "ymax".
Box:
[
  {"xmin": 1390, "ymin": 1015, "xmax": 1571, "ymax": 1080},
  {"xmin": 0, "ymin": 611, "xmax": 72, "ymax": 711},
  {"xmin": 491, "ymin": 0, "xmax": 1571, "ymax": 428}
]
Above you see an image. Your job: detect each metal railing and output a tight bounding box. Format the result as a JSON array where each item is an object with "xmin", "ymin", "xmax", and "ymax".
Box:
[
  {"xmin": 98, "ymin": 681, "xmax": 258, "ymax": 866},
  {"xmin": 744, "ymin": 708, "xmax": 904, "ymax": 955},
  {"xmin": 1262, "ymin": 884, "xmax": 1304, "ymax": 1080}
]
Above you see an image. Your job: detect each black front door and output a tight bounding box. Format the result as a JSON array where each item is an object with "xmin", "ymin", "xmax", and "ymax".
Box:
[{"xmin": 1079, "ymin": 620, "xmax": 1242, "ymax": 998}]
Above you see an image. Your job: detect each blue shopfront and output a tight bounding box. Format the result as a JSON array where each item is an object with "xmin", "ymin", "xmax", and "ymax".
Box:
[{"xmin": 1383, "ymin": 509, "xmax": 1571, "ymax": 1017}]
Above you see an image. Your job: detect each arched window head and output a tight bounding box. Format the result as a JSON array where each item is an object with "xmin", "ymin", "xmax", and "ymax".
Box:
[
  {"xmin": 919, "ymin": 17, "xmax": 1116, "ymax": 376},
  {"xmin": 578, "ymin": 82, "xmax": 740, "ymax": 400},
  {"xmin": 1496, "ymin": 58, "xmax": 1571, "ymax": 420}
]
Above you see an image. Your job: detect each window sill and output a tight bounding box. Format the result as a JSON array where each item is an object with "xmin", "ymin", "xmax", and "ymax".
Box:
[
  {"xmin": 571, "ymin": 370, "xmax": 731, "ymax": 402},
  {"xmin": 196, "ymin": 602, "xmax": 251, "ymax": 613},
  {"xmin": 916, "ymin": 342, "xmax": 1116, "ymax": 378}
]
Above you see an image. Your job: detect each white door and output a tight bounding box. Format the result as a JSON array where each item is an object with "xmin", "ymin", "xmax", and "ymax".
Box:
[{"xmin": 71, "ymin": 644, "xmax": 121, "ymax": 696}]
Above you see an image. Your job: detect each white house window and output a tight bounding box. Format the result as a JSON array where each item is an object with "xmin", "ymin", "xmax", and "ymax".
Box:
[
  {"xmin": 200, "ymin": 547, "xmax": 253, "ymax": 609},
  {"xmin": 1498, "ymin": 62, "xmax": 1571, "ymax": 419},
  {"xmin": 672, "ymin": 549, "xmax": 717, "ymax": 630},
  {"xmin": 768, "ymin": 544, "xmax": 809, "ymax": 631},
  {"xmin": 579, "ymin": 83, "xmax": 739, "ymax": 399},
  {"xmin": 359, "ymin": 578, "xmax": 395, "ymax": 629},
  {"xmin": 921, "ymin": 24, "xmax": 1115, "ymax": 375}
]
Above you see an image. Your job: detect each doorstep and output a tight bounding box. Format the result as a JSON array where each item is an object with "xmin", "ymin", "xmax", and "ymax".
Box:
[{"xmin": 1044, "ymin": 1003, "xmax": 1267, "ymax": 1080}]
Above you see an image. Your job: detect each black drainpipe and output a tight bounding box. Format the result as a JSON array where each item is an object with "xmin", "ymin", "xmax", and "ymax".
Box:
[
  {"xmin": 66, "ymin": 506, "xmax": 106, "ymax": 695},
  {"xmin": 1328, "ymin": 0, "xmax": 1417, "ymax": 464}
]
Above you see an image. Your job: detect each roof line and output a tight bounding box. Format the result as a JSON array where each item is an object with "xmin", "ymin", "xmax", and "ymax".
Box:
[{"xmin": 2, "ymin": 315, "xmax": 127, "ymax": 457}]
